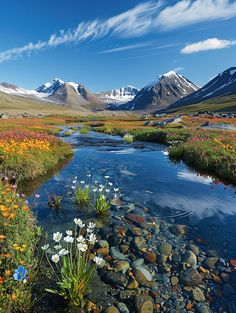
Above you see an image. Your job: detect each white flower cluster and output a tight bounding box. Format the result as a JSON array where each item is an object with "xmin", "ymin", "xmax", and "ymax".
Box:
[{"xmin": 41, "ymin": 219, "xmax": 103, "ymax": 266}]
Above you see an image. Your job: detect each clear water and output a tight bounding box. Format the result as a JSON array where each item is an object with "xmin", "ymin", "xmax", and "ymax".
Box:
[{"xmin": 25, "ymin": 131, "xmax": 236, "ymax": 258}]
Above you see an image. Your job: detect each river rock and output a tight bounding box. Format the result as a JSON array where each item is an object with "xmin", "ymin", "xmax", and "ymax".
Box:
[
  {"xmin": 132, "ymin": 227, "xmax": 143, "ymax": 236},
  {"xmin": 117, "ymin": 302, "xmax": 129, "ymax": 313},
  {"xmin": 134, "ymin": 267, "xmax": 156, "ymax": 288},
  {"xmin": 188, "ymin": 244, "xmax": 200, "ymax": 255},
  {"xmin": 144, "ymin": 252, "xmax": 156, "ymax": 263},
  {"xmin": 170, "ymin": 224, "xmax": 187, "ymax": 237},
  {"xmin": 171, "ymin": 276, "xmax": 179, "ymax": 286},
  {"xmin": 158, "ymin": 243, "xmax": 172, "ymax": 256},
  {"xmin": 204, "ymin": 257, "xmax": 218, "ymax": 269},
  {"xmin": 192, "ymin": 287, "xmax": 206, "ymax": 302},
  {"xmin": 182, "ymin": 251, "xmax": 197, "ymax": 268},
  {"xmin": 98, "ymin": 240, "xmax": 109, "ymax": 248},
  {"xmin": 126, "ymin": 213, "xmax": 145, "ymax": 226},
  {"xmin": 97, "ymin": 247, "xmax": 109, "ymax": 256},
  {"xmin": 180, "ymin": 268, "xmax": 202, "ymax": 286},
  {"xmin": 132, "ymin": 258, "xmax": 144, "ymax": 269},
  {"xmin": 113, "ymin": 261, "xmax": 130, "ymax": 274},
  {"xmin": 105, "ymin": 306, "xmax": 119, "ymax": 313},
  {"xmin": 157, "ymin": 254, "xmax": 167, "ymax": 266},
  {"xmin": 110, "ymin": 247, "xmax": 127, "ymax": 261},
  {"xmin": 127, "ymin": 277, "xmax": 139, "ymax": 289},
  {"xmin": 195, "ymin": 303, "xmax": 212, "ymax": 313},
  {"xmin": 134, "ymin": 295, "xmax": 154, "ymax": 313},
  {"xmin": 134, "ymin": 236, "xmax": 147, "ymax": 252},
  {"xmin": 104, "ymin": 271, "xmax": 128, "ymax": 287}
]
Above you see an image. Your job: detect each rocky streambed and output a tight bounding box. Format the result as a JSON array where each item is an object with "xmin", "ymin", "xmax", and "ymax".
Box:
[{"xmin": 78, "ymin": 197, "xmax": 236, "ymax": 313}]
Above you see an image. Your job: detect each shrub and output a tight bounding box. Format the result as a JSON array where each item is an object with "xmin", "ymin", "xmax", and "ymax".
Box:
[
  {"xmin": 94, "ymin": 194, "xmax": 111, "ymax": 215},
  {"xmin": 123, "ymin": 133, "xmax": 134, "ymax": 143},
  {"xmin": 74, "ymin": 186, "xmax": 90, "ymax": 209}
]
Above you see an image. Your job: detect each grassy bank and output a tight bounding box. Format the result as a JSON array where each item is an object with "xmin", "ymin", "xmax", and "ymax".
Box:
[
  {"xmin": 0, "ymin": 181, "xmax": 39, "ymax": 313},
  {"xmin": 89, "ymin": 117, "xmax": 236, "ymax": 185}
]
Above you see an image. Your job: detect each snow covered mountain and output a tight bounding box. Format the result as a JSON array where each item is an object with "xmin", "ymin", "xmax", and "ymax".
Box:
[
  {"xmin": 117, "ymin": 71, "xmax": 198, "ymax": 112},
  {"xmin": 169, "ymin": 67, "xmax": 236, "ymax": 109},
  {"xmin": 0, "ymin": 82, "xmax": 48, "ymax": 99},
  {"xmin": 0, "ymin": 78, "xmax": 103, "ymax": 109},
  {"xmin": 98, "ymin": 85, "xmax": 139, "ymax": 105}
]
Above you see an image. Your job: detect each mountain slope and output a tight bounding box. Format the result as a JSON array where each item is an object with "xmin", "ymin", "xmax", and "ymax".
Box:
[
  {"xmin": 169, "ymin": 67, "xmax": 236, "ymax": 109},
  {"xmin": 117, "ymin": 71, "xmax": 198, "ymax": 112},
  {"xmin": 98, "ymin": 85, "xmax": 139, "ymax": 105}
]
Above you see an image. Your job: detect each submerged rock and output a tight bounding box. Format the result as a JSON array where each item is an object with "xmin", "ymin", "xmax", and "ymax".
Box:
[
  {"xmin": 180, "ymin": 268, "xmax": 202, "ymax": 286},
  {"xmin": 110, "ymin": 247, "xmax": 127, "ymax": 261},
  {"xmin": 192, "ymin": 287, "xmax": 206, "ymax": 302},
  {"xmin": 182, "ymin": 251, "xmax": 197, "ymax": 268},
  {"xmin": 134, "ymin": 267, "xmax": 156, "ymax": 288},
  {"xmin": 103, "ymin": 271, "xmax": 128, "ymax": 287},
  {"xmin": 135, "ymin": 295, "xmax": 154, "ymax": 313},
  {"xmin": 117, "ymin": 302, "xmax": 129, "ymax": 313},
  {"xmin": 195, "ymin": 302, "xmax": 212, "ymax": 313},
  {"xmin": 158, "ymin": 243, "xmax": 172, "ymax": 256}
]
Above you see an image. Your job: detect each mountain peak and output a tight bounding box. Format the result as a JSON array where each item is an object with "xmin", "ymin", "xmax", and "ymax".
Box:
[{"xmin": 163, "ymin": 70, "xmax": 178, "ymax": 78}]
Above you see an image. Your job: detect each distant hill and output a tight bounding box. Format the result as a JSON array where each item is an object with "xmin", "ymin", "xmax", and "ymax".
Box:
[{"xmin": 169, "ymin": 67, "xmax": 236, "ymax": 110}]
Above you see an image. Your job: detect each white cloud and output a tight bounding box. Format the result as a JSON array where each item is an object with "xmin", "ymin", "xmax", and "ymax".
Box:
[
  {"xmin": 99, "ymin": 42, "xmax": 152, "ymax": 54},
  {"xmin": 1, "ymin": 0, "xmax": 236, "ymax": 63},
  {"xmin": 155, "ymin": 0, "xmax": 236, "ymax": 29},
  {"xmin": 181, "ymin": 38, "xmax": 236, "ymax": 54}
]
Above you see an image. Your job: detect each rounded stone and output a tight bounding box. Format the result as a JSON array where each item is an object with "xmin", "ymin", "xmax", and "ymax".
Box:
[
  {"xmin": 180, "ymin": 268, "xmax": 202, "ymax": 286},
  {"xmin": 135, "ymin": 295, "xmax": 154, "ymax": 313},
  {"xmin": 105, "ymin": 306, "xmax": 119, "ymax": 313},
  {"xmin": 182, "ymin": 251, "xmax": 197, "ymax": 268},
  {"xmin": 158, "ymin": 243, "xmax": 172, "ymax": 256},
  {"xmin": 171, "ymin": 276, "xmax": 179, "ymax": 286},
  {"xmin": 134, "ymin": 266, "xmax": 156, "ymax": 288},
  {"xmin": 192, "ymin": 287, "xmax": 206, "ymax": 302}
]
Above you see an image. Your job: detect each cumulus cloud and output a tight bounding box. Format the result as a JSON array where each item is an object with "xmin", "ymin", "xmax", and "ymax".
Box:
[
  {"xmin": 181, "ymin": 38, "xmax": 236, "ymax": 54},
  {"xmin": 1, "ymin": 0, "xmax": 236, "ymax": 62}
]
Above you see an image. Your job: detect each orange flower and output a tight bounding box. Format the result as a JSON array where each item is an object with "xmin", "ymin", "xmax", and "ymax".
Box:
[
  {"xmin": 11, "ymin": 293, "xmax": 17, "ymax": 301},
  {"xmin": 5, "ymin": 270, "xmax": 11, "ymax": 276},
  {"xmin": 0, "ymin": 276, "xmax": 5, "ymax": 284},
  {"xmin": 0, "ymin": 235, "xmax": 6, "ymax": 240},
  {"xmin": 19, "ymin": 260, "xmax": 25, "ymax": 265},
  {"xmin": 22, "ymin": 206, "xmax": 29, "ymax": 211}
]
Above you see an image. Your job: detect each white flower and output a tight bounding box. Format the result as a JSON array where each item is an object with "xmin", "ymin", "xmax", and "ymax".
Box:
[
  {"xmin": 71, "ymin": 186, "xmax": 76, "ymax": 190},
  {"xmin": 105, "ymin": 189, "xmax": 110, "ymax": 193},
  {"xmin": 72, "ymin": 180, "xmax": 77, "ymax": 184},
  {"xmin": 23, "ymin": 279, "xmax": 27, "ymax": 283},
  {"xmin": 99, "ymin": 188, "xmax": 103, "ymax": 192},
  {"xmin": 87, "ymin": 174, "xmax": 91, "ymax": 177},
  {"xmin": 104, "ymin": 176, "xmax": 110, "ymax": 179},
  {"xmin": 93, "ymin": 188, "xmax": 98, "ymax": 192},
  {"xmin": 88, "ymin": 233, "xmax": 97, "ymax": 245},
  {"xmin": 94, "ymin": 181, "xmax": 98, "ymax": 184},
  {"xmin": 74, "ymin": 176, "xmax": 78, "ymax": 179},
  {"xmin": 77, "ymin": 243, "xmax": 88, "ymax": 252},
  {"xmin": 108, "ymin": 182, "xmax": 113, "ymax": 186},
  {"xmin": 74, "ymin": 218, "xmax": 85, "ymax": 228},
  {"xmin": 99, "ymin": 184, "xmax": 104, "ymax": 189},
  {"xmin": 59, "ymin": 248, "xmax": 69, "ymax": 256},
  {"xmin": 80, "ymin": 181, "xmax": 85, "ymax": 184},
  {"xmin": 54, "ymin": 244, "xmax": 62, "ymax": 250},
  {"xmin": 94, "ymin": 256, "xmax": 104, "ymax": 266},
  {"xmin": 88, "ymin": 222, "xmax": 96, "ymax": 229},
  {"xmin": 41, "ymin": 244, "xmax": 49, "ymax": 251},
  {"xmin": 66, "ymin": 230, "xmax": 73, "ymax": 236},
  {"xmin": 53, "ymin": 232, "xmax": 62, "ymax": 242},
  {"xmin": 77, "ymin": 235, "xmax": 86, "ymax": 244},
  {"xmin": 114, "ymin": 188, "xmax": 119, "ymax": 192},
  {"xmin": 51, "ymin": 254, "xmax": 60, "ymax": 263},
  {"xmin": 64, "ymin": 236, "xmax": 74, "ymax": 243},
  {"xmin": 85, "ymin": 184, "xmax": 89, "ymax": 189}
]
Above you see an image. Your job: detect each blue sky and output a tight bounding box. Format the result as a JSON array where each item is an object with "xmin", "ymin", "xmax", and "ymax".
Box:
[{"xmin": 0, "ymin": 0, "xmax": 235, "ymax": 91}]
